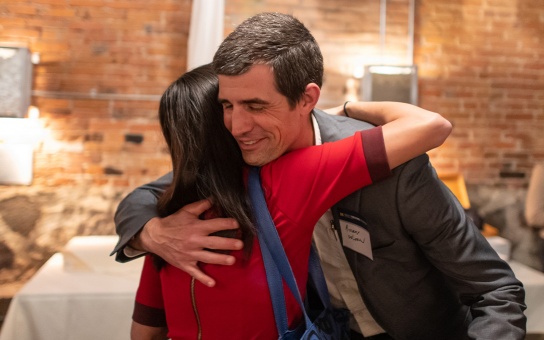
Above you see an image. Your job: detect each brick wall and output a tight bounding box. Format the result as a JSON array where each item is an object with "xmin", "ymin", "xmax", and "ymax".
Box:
[
  {"xmin": 1, "ymin": 0, "xmax": 541, "ymax": 189},
  {"xmin": 417, "ymin": 0, "xmax": 544, "ymax": 186},
  {"xmin": 0, "ymin": 0, "xmax": 194, "ymax": 290},
  {"xmin": 1, "ymin": 0, "xmax": 192, "ymax": 188}
]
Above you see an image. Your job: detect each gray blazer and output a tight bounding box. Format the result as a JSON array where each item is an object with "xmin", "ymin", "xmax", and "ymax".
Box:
[{"xmin": 112, "ymin": 109, "xmax": 526, "ymax": 339}]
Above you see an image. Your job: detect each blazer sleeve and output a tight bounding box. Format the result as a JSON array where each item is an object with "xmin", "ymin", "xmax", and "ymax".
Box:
[
  {"xmin": 397, "ymin": 156, "xmax": 527, "ymax": 339},
  {"xmin": 111, "ymin": 172, "xmax": 172, "ymax": 262}
]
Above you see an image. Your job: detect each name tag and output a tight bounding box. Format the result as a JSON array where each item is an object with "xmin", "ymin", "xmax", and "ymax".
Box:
[{"xmin": 338, "ymin": 210, "xmax": 373, "ymax": 260}]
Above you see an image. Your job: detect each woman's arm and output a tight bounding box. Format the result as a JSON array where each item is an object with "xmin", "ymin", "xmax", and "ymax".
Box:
[
  {"xmin": 130, "ymin": 321, "xmax": 168, "ymax": 340},
  {"xmin": 324, "ymin": 101, "xmax": 452, "ymax": 169}
]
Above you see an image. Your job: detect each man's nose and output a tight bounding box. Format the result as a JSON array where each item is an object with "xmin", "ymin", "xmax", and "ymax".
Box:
[{"xmin": 230, "ymin": 107, "xmax": 254, "ymax": 136}]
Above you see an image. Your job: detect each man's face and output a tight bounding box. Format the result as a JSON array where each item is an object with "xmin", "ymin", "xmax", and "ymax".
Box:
[{"xmin": 218, "ymin": 65, "xmax": 312, "ymax": 166}]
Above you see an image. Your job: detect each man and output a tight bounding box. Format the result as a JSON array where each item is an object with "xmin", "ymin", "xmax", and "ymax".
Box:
[{"xmin": 112, "ymin": 12, "xmax": 526, "ymax": 340}]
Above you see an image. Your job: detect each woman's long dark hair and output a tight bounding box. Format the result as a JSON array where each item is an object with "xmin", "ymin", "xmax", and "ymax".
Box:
[{"xmin": 157, "ymin": 64, "xmax": 255, "ymax": 259}]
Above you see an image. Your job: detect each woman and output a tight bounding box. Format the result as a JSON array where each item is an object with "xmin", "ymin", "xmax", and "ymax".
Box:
[{"xmin": 131, "ymin": 64, "xmax": 452, "ymax": 339}]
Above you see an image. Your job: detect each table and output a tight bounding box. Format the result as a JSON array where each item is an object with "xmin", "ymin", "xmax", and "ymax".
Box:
[{"xmin": 0, "ymin": 236, "xmax": 143, "ymax": 340}]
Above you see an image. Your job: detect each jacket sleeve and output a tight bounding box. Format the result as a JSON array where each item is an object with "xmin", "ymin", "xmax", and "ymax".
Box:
[
  {"xmin": 111, "ymin": 172, "xmax": 172, "ymax": 262},
  {"xmin": 397, "ymin": 156, "xmax": 527, "ymax": 339}
]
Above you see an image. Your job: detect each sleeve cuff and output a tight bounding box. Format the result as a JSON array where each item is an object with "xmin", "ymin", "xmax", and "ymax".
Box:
[
  {"xmin": 124, "ymin": 245, "xmax": 147, "ymax": 258},
  {"xmin": 132, "ymin": 301, "xmax": 167, "ymax": 327},
  {"xmin": 360, "ymin": 126, "xmax": 392, "ymax": 183}
]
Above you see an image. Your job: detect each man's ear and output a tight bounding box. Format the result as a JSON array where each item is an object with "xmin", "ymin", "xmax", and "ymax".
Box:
[{"xmin": 300, "ymin": 83, "xmax": 320, "ymax": 112}]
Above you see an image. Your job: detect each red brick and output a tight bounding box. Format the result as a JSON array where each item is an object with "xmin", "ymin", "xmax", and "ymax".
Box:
[{"xmin": 1, "ymin": 0, "xmax": 542, "ymax": 188}]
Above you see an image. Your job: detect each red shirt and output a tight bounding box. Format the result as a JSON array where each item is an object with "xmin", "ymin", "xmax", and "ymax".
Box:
[{"xmin": 133, "ymin": 128, "xmax": 390, "ymax": 339}]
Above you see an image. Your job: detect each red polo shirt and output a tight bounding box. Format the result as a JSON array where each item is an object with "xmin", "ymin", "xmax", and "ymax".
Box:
[{"xmin": 133, "ymin": 127, "xmax": 390, "ymax": 339}]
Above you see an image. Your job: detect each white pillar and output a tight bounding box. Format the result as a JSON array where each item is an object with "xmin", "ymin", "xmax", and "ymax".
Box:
[{"xmin": 187, "ymin": 0, "xmax": 225, "ymax": 71}]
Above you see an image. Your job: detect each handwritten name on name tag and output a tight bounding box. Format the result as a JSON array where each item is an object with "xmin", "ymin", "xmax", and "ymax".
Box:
[{"xmin": 340, "ymin": 220, "xmax": 373, "ymax": 260}]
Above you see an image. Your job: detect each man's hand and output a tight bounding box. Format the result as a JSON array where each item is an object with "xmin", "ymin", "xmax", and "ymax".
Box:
[{"xmin": 131, "ymin": 199, "xmax": 243, "ymax": 287}]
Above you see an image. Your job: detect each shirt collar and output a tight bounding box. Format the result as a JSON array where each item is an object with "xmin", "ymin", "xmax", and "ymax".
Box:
[{"xmin": 311, "ymin": 112, "xmax": 322, "ymax": 146}]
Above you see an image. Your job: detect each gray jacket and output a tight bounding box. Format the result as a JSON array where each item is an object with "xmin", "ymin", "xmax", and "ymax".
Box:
[
  {"xmin": 313, "ymin": 110, "xmax": 525, "ymax": 339},
  {"xmin": 112, "ymin": 109, "xmax": 526, "ymax": 339}
]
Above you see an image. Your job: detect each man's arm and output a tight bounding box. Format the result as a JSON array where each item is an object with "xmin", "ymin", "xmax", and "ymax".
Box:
[
  {"xmin": 112, "ymin": 172, "xmax": 172, "ymax": 261},
  {"xmin": 398, "ymin": 158, "xmax": 527, "ymax": 338},
  {"xmin": 112, "ymin": 172, "xmax": 243, "ymax": 287}
]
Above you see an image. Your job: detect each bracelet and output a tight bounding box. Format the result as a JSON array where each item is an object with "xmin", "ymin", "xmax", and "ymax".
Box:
[{"xmin": 343, "ymin": 101, "xmax": 351, "ymax": 117}]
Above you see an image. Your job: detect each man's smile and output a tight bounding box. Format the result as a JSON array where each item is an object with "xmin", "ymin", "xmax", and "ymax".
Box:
[{"xmin": 236, "ymin": 138, "xmax": 265, "ymax": 150}]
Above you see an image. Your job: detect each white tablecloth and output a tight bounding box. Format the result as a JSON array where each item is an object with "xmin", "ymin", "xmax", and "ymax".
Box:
[
  {"xmin": 1, "ymin": 236, "xmax": 543, "ymax": 338},
  {"xmin": 0, "ymin": 236, "xmax": 143, "ymax": 340}
]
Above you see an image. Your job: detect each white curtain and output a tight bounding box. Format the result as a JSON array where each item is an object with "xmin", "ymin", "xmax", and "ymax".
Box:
[{"xmin": 187, "ymin": 0, "xmax": 225, "ymax": 71}]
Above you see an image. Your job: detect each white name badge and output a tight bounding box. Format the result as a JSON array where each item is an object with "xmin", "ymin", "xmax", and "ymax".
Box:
[{"xmin": 339, "ymin": 218, "xmax": 373, "ymax": 260}]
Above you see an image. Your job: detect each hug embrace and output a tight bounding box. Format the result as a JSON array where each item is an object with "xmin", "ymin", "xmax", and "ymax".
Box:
[{"xmin": 112, "ymin": 12, "xmax": 526, "ymax": 340}]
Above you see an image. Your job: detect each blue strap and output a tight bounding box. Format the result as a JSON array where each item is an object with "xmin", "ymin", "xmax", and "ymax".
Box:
[
  {"xmin": 307, "ymin": 245, "xmax": 332, "ymax": 310},
  {"xmin": 248, "ymin": 167, "xmax": 307, "ymax": 336},
  {"xmin": 258, "ymin": 228, "xmax": 289, "ymax": 335},
  {"xmin": 248, "ymin": 167, "xmax": 334, "ymax": 336}
]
